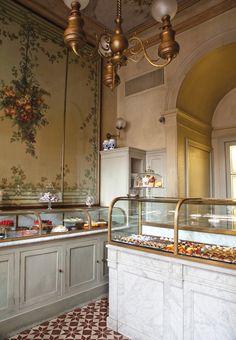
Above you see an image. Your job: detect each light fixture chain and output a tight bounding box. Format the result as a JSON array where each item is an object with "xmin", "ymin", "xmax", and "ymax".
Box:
[{"xmin": 117, "ymin": 0, "xmax": 121, "ymax": 20}]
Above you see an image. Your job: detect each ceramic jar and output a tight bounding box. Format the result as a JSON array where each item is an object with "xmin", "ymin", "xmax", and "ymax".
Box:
[
  {"xmin": 102, "ymin": 139, "xmax": 109, "ymax": 150},
  {"xmin": 108, "ymin": 138, "xmax": 117, "ymax": 150}
]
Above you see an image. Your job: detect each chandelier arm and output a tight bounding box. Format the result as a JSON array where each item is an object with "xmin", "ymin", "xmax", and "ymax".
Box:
[
  {"xmin": 144, "ymin": 51, "xmax": 172, "ymax": 68},
  {"xmin": 127, "ymin": 56, "xmax": 141, "ymax": 63},
  {"xmin": 128, "ymin": 36, "xmax": 172, "ymax": 68}
]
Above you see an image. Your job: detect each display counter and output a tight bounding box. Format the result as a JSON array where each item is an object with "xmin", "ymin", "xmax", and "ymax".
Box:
[
  {"xmin": 0, "ymin": 206, "xmax": 122, "ymax": 338},
  {"xmin": 108, "ymin": 197, "xmax": 236, "ymax": 267},
  {"xmin": 0, "ymin": 206, "xmax": 112, "ymax": 243},
  {"xmin": 107, "ymin": 197, "xmax": 236, "ymax": 340}
]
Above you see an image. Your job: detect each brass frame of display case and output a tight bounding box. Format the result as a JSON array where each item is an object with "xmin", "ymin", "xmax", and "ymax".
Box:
[{"xmin": 108, "ymin": 196, "xmax": 236, "ymax": 270}]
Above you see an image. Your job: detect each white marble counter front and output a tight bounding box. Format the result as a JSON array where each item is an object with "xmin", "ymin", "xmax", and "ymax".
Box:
[
  {"xmin": 107, "ymin": 244, "xmax": 236, "ymax": 340},
  {"xmin": 0, "ymin": 228, "xmax": 107, "ymax": 248}
]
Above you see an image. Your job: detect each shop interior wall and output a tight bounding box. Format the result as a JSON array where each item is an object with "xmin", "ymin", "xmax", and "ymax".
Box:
[
  {"xmin": 0, "ymin": 0, "xmax": 101, "ymax": 205},
  {"xmin": 111, "ymin": 7, "xmax": 236, "ymax": 197}
]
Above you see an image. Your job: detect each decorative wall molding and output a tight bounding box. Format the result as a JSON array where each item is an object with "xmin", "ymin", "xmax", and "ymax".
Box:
[{"xmin": 177, "ymin": 110, "xmax": 212, "ymax": 137}]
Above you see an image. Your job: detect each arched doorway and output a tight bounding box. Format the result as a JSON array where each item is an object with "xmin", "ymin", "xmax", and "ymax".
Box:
[{"xmin": 176, "ymin": 43, "xmax": 236, "ymax": 197}]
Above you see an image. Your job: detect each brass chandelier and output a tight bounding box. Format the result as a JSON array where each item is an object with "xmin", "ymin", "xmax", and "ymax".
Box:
[{"xmin": 63, "ymin": 0, "xmax": 180, "ymax": 90}]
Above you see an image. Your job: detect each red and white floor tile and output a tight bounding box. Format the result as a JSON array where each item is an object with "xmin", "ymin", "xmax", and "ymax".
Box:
[{"xmin": 9, "ymin": 297, "xmax": 130, "ymax": 340}]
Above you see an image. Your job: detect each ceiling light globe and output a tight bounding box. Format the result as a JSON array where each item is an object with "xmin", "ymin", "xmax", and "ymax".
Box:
[
  {"xmin": 151, "ymin": 0, "xmax": 178, "ymax": 23},
  {"xmin": 63, "ymin": 0, "xmax": 89, "ymax": 10}
]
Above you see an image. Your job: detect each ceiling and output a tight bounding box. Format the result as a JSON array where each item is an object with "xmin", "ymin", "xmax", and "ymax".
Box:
[
  {"xmin": 15, "ymin": 0, "xmax": 235, "ymax": 46},
  {"xmin": 177, "ymin": 43, "xmax": 236, "ymax": 124},
  {"xmin": 15, "ymin": 0, "xmax": 200, "ymax": 38}
]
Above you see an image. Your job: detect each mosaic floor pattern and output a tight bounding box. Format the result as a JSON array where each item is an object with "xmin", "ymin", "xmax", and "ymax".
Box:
[{"xmin": 9, "ymin": 297, "xmax": 130, "ymax": 340}]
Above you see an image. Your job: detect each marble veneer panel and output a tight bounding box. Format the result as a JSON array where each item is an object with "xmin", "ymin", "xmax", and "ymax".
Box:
[{"xmin": 107, "ymin": 245, "xmax": 236, "ymax": 340}]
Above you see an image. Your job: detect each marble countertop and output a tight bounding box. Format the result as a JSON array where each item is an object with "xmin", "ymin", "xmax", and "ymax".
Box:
[{"xmin": 0, "ymin": 228, "xmax": 107, "ymax": 248}]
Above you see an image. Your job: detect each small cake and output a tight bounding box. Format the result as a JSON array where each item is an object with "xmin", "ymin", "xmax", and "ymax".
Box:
[
  {"xmin": 51, "ymin": 225, "xmax": 68, "ymax": 233},
  {"xmin": 96, "ymin": 221, "xmax": 107, "ymax": 227}
]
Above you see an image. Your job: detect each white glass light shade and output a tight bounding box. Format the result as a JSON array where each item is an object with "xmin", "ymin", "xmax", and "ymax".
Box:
[
  {"xmin": 151, "ymin": 0, "xmax": 178, "ymax": 22},
  {"xmin": 116, "ymin": 117, "xmax": 126, "ymax": 130},
  {"xmin": 63, "ymin": 0, "xmax": 89, "ymax": 10}
]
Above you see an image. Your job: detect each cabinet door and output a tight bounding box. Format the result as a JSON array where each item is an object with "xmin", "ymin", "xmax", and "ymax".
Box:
[
  {"xmin": 65, "ymin": 238, "xmax": 99, "ymax": 294},
  {"xmin": 100, "ymin": 236, "xmax": 108, "ymax": 282},
  {"xmin": 0, "ymin": 253, "xmax": 15, "ymax": 319},
  {"xmin": 19, "ymin": 246, "xmax": 63, "ymax": 309}
]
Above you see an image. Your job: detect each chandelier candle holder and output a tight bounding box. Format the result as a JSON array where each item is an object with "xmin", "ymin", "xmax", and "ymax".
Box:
[{"xmin": 63, "ymin": 0, "xmax": 180, "ymax": 90}]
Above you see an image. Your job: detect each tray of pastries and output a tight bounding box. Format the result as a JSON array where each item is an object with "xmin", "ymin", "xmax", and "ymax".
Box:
[
  {"xmin": 115, "ymin": 234, "xmax": 236, "ymax": 264},
  {"xmin": 0, "ymin": 219, "xmax": 14, "ymax": 227}
]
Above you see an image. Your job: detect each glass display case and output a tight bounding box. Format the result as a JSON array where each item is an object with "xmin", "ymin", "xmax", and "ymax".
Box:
[
  {"xmin": 0, "ymin": 206, "xmax": 115, "ymax": 242},
  {"xmin": 109, "ymin": 197, "xmax": 236, "ymax": 267}
]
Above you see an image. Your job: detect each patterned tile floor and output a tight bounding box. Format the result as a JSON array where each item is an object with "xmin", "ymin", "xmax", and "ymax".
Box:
[{"xmin": 9, "ymin": 297, "xmax": 130, "ymax": 340}]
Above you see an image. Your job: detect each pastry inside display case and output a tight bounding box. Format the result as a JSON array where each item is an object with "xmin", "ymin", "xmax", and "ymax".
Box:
[
  {"xmin": 0, "ymin": 207, "xmax": 111, "ymax": 242},
  {"xmin": 109, "ymin": 197, "xmax": 236, "ymax": 266},
  {"xmin": 0, "ymin": 211, "xmax": 41, "ymax": 239},
  {"xmin": 134, "ymin": 167, "xmax": 163, "ymax": 188}
]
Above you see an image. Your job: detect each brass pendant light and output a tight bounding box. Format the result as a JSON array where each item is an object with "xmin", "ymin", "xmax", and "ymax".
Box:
[{"xmin": 63, "ymin": 0, "xmax": 180, "ymax": 90}]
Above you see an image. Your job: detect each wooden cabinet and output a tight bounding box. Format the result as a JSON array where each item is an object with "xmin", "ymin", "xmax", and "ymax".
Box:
[
  {"xmin": 0, "ymin": 253, "xmax": 15, "ymax": 318},
  {"xmin": 65, "ymin": 238, "xmax": 99, "ymax": 294},
  {"xmin": 0, "ymin": 232, "xmax": 108, "ymax": 338},
  {"xmin": 100, "ymin": 147, "xmax": 146, "ymax": 206},
  {"xmin": 19, "ymin": 246, "xmax": 63, "ymax": 309},
  {"xmin": 100, "ymin": 147, "xmax": 168, "ymax": 205}
]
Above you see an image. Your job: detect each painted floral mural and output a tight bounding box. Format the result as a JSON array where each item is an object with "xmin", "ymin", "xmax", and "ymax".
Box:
[{"xmin": 0, "ymin": 0, "xmax": 101, "ymax": 204}]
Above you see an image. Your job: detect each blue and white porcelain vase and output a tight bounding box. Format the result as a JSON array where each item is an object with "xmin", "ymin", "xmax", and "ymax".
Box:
[
  {"xmin": 102, "ymin": 139, "xmax": 109, "ymax": 151},
  {"xmin": 108, "ymin": 138, "xmax": 117, "ymax": 150}
]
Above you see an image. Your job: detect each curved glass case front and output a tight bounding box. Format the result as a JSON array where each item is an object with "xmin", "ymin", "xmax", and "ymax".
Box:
[
  {"xmin": 109, "ymin": 197, "xmax": 236, "ymax": 267},
  {"xmin": 0, "ymin": 210, "xmax": 42, "ymax": 240},
  {"xmin": 109, "ymin": 197, "xmax": 178, "ymax": 253},
  {"xmin": 0, "ymin": 206, "xmax": 114, "ymax": 242},
  {"xmin": 176, "ymin": 198, "xmax": 236, "ymax": 264}
]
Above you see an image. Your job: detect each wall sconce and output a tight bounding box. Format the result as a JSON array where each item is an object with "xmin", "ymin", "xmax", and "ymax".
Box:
[{"xmin": 106, "ymin": 117, "xmax": 126, "ymax": 139}]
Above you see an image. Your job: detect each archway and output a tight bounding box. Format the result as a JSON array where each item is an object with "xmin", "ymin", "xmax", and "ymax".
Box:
[{"xmin": 176, "ymin": 43, "xmax": 236, "ymax": 197}]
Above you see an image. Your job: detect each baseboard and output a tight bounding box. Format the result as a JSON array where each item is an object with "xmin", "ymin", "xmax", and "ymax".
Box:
[{"xmin": 0, "ymin": 283, "xmax": 108, "ymax": 339}]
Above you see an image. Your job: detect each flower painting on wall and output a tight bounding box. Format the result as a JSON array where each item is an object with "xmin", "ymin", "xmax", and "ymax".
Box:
[{"xmin": 0, "ymin": 0, "xmax": 101, "ymax": 204}]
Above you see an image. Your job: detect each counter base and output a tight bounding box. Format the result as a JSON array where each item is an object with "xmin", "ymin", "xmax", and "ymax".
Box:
[
  {"xmin": 107, "ymin": 244, "xmax": 236, "ymax": 340},
  {"xmin": 1, "ymin": 284, "xmax": 108, "ymax": 338}
]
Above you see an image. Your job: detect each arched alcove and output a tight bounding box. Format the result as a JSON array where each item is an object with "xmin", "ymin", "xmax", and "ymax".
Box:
[
  {"xmin": 177, "ymin": 43, "xmax": 236, "ymax": 124},
  {"xmin": 176, "ymin": 43, "xmax": 236, "ymax": 197}
]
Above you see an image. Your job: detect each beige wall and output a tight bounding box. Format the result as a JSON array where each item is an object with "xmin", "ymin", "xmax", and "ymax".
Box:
[
  {"xmin": 212, "ymin": 88, "xmax": 236, "ymax": 198},
  {"xmin": 101, "ymin": 75, "xmax": 117, "ymax": 145},
  {"xmin": 101, "ymin": 7, "xmax": 236, "ymax": 196}
]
